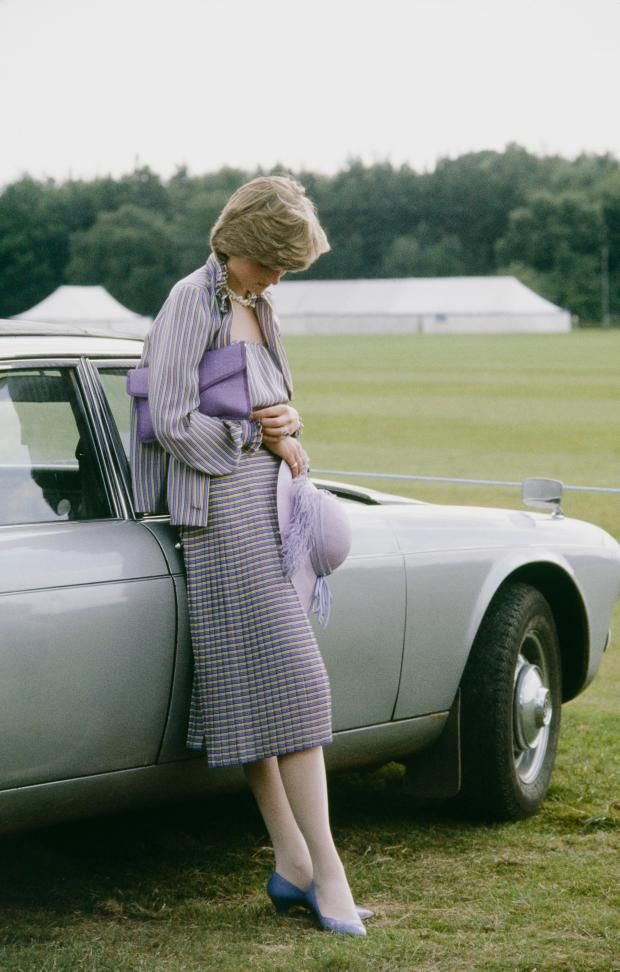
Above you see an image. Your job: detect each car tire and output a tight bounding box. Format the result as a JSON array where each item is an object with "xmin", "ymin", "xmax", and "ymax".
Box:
[{"xmin": 458, "ymin": 581, "xmax": 562, "ymax": 821}]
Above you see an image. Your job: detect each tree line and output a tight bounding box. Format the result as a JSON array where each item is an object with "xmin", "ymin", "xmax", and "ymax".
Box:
[{"xmin": 1, "ymin": 144, "xmax": 619, "ymax": 323}]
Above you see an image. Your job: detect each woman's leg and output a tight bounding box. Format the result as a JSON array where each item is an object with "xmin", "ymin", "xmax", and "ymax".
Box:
[
  {"xmin": 243, "ymin": 756, "xmax": 313, "ymax": 890},
  {"xmin": 277, "ymin": 746, "xmax": 359, "ymax": 923}
]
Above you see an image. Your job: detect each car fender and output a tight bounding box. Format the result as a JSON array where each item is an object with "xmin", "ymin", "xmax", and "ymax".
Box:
[{"xmin": 393, "ymin": 544, "xmax": 588, "ymax": 720}]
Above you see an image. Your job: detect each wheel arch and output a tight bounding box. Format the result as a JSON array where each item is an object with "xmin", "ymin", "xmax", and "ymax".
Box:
[{"xmin": 494, "ymin": 562, "xmax": 589, "ymax": 703}]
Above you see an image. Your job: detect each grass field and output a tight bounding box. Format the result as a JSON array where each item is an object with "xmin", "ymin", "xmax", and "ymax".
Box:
[
  {"xmin": 0, "ymin": 331, "xmax": 618, "ymax": 971},
  {"xmin": 290, "ymin": 330, "xmax": 620, "ymax": 538}
]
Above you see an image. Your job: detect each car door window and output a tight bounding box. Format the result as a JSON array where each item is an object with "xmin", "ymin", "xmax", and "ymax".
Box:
[
  {"xmin": 97, "ymin": 367, "xmax": 131, "ymax": 458},
  {"xmin": 0, "ymin": 367, "xmax": 112, "ymax": 525}
]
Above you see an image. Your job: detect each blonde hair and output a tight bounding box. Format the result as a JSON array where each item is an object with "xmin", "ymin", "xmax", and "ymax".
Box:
[{"xmin": 210, "ymin": 175, "xmax": 330, "ymax": 272}]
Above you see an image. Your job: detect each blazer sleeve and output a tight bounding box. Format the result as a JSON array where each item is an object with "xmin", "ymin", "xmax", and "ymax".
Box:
[{"xmin": 148, "ymin": 283, "xmax": 260, "ymax": 475}]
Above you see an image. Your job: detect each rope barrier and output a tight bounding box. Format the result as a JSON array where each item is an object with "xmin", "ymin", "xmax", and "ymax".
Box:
[{"xmin": 311, "ymin": 469, "xmax": 620, "ymax": 495}]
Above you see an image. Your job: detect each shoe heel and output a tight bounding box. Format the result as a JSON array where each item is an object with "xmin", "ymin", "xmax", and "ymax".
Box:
[
  {"xmin": 272, "ymin": 896, "xmax": 294, "ymax": 915},
  {"xmin": 266, "ymin": 872, "xmax": 307, "ymax": 916}
]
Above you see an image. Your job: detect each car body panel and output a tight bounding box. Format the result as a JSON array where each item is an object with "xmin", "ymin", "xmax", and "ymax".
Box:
[
  {"xmin": 384, "ymin": 504, "xmax": 620, "ymax": 716},
  {"xmin": 309, "ymin": 503, "xmax": 406, "ymax": 730},
  {"xmin": 0, "ymin": 519, "xmax": 173, "ymax": 594},
  {"xmin": 0, "ymin": 333, "xmax": 143, "ymax": 360},
  {"xmin": 306, "ymin": 553, "xmax": 406, "ymax": 730},
  {"xmin": 0, "ymin": 520, "xmax": 177, "ymax": 789},
  {"xmin": 555, "ymin": 547, "xmax": 620, "ymax": 686},
  {"xmin": 0, "ymin": 712, "xmax": 448, "ymax": 835}
]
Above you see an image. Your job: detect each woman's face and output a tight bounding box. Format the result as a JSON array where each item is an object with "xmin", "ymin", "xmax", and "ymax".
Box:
[{"xmin": 226, "ymin": 256, "xmax": 284, "ymax": 296}]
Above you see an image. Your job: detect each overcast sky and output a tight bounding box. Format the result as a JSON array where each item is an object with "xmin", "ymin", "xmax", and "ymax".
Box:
[{"xmin": 1, "ymin": 0, "xmax": 619, "ymax": 188}]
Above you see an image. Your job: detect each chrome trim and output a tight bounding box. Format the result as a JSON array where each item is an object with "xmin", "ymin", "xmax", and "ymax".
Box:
[
  {"xmin": 0, "ymin": 358, "xmax": 82, "ymax": 370},
  {"xmin": 76, "ymin": 358, "xmax": 130, "ymax": 520},
  {"xmin": 87, "ymin": 359, "xmax": 140, "ymax": 519},
  {"xmin": 0, "ymin": 515, "xmax": 125, "ymax": 531},
  {"xmin": 512, "ymin": 633, "xmax": 554, "ymax": 785},
  {"xmin": 90, "ymin": 358, "xmax": 141, "ymax": 365},
  {"xmin": 522, "ymin": 477, "xmax": 564, "ymax": 518}
]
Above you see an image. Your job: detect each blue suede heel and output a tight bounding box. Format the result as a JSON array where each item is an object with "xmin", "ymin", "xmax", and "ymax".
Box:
[
  {"xmin": 305, "ymin": 882, "xmax": 367, "ymax": 937},
  {"xmin": 266, "ymin": 872, "xmax": 308, "ymax": 914},
  {"xmin": 266, "ymin": 872, "xmax": 375, "ymax": 921}
]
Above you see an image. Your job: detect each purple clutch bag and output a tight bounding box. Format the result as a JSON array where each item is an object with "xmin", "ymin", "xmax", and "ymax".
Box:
[{"xmin": 127, "ymin": 342, "xmax": 251, "ymax": 444}]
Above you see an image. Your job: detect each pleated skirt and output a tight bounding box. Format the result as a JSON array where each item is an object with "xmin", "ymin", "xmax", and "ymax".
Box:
[{"xmin": 179, "ymin": 448, "xmax": 333, "ymax": 768}]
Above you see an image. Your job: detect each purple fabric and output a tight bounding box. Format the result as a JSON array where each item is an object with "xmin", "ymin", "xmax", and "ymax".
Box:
[
  {"xmin": 127, "ymin": 342, "xmax": 250, "ymax": 444},
  {"xmin": 280, "ymin": 474, "xmax": 321, "ymax": 580},
  {"xmin": 278, "ymin": 464, "xmax": 352, "ymax": 628},
  {"xmin": 310, "ymin": 575, "xmax": 332, "ymax": 628}
]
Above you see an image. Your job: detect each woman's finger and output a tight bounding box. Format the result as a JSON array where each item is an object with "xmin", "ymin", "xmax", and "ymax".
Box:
[
  {"xmin": 284, "ymin": 442, "xmax": 305, "ymax": 478},
  {"xmin": 252, "ymin": 404, "xmax": 289, "ymax": 420},
  {"xmin": 292, "ymin": 445, "xmax": 308, "ymax": 477},
  {"xmin": 259, "ymin": 416, "xmax": 288, "ymax": 429},
  {"xmin": 252, "ymin": 404, "xmax": 299, "ymax": 426},
  {"xmin": 261, "ymin": 428, "xmax": 287, "ymax": 443}
]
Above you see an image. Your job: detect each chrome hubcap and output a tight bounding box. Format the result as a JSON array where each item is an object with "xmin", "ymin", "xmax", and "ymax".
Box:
[{"xmin": 513, "ymin": 631, "xmax": 553, "ymax": 784}]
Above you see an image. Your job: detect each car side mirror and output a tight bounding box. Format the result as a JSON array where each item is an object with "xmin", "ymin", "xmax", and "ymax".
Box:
[{"xmin": 522, "ymin": 478, "xmax": 564, "ymax": 518}]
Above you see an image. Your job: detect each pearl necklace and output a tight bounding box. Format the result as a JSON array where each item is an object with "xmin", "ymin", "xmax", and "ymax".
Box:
[{"xmin": 225, "ymin": 285, "xmax": 258, "ymax": 309}]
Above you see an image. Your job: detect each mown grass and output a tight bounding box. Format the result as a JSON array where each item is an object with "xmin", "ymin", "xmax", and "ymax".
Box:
[
  {"xmin": 0, "ymin": 331, "xmax": 618, "ymax": 971},
  {"xmin": 291, "ymin": 330, "xmax": 620, "ymax": 537}
]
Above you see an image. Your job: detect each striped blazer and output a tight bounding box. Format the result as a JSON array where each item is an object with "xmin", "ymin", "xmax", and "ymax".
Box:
[{"xmin": 129, "ymin": 253, "xmax": 294, "ymax": 526}]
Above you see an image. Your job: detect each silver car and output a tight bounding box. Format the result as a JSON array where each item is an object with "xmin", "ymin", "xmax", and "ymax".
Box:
[{"xmin": 1, "ymin": 322, "xmax": 618, "ymax": 834}]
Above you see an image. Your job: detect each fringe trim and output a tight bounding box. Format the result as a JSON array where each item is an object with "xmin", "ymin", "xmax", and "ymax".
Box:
[
  {"xmin": 280, "ymin": 474, "xmax": 321, "ymax": 580},
  {"xmin": 311, "ymin": 576, "xmax": 333, "ymax": 627}
]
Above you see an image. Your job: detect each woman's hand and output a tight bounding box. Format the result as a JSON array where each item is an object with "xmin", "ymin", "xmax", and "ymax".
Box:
[
  {"xmin": 261, "ymin": 433, "xmax": 308, "ymax": 479},
  {"xmin": 251, "ymin": 403, "xmax": 301, "ymax": 445}
]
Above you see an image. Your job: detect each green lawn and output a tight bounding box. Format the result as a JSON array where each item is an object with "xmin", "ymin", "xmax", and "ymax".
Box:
[
  {"xmin": 290, "ymin": 330, "xmax": 619, "ymax": 538},
  {"xmin": 0, "ymin": 331, "xmax": 618, "ymax": 971}
]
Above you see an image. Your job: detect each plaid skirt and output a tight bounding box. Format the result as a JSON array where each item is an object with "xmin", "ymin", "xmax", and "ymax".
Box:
[{"xmin": 179, "ymin": 448, "xmax": 333, "ymax": 767}]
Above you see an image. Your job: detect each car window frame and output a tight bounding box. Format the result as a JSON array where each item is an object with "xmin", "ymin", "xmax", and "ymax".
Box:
[
  {"xmin": 85, "ymin": 356, "xmax": 165, "ymax": 523},
  {"xmin": 80, "ymin": 356, "xmax": 138, "ymax": 520},
  {"xmin": 0, "ymin": 356, "xmax": 128, "ymax": 524}
]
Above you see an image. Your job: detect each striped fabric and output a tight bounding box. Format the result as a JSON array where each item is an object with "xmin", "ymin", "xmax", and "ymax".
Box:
[
  {"xmin": 243, "ymin": 340, "xmax": 289, "ymax": 406},
  {"xmin": 129, "ymin": 254, "xmax": 293, "ymax": 526},
  {"xmin": 180, "ymin": 346, "xmax": 332, "ymax": 767}
]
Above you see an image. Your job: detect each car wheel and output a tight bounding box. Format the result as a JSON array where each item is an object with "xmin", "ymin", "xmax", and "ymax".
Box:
[{"xmin": 458, "ymin": 581, "xmax": 562, "ymax": 821}]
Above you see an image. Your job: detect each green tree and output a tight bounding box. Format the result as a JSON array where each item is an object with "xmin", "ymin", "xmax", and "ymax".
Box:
[
  {"xmin": 0, "ymin": 178, "xmax": 69, "ymax": 316},
  {"xmin": 66, "ymin": 204, "xmax": 177, "ymax": 315},
  {"xmin": 601, "ymin": 179, "xmax": 620, "ymax": 321},
  {"xmin": 495, "ymin": 191, "xmax": 605, "ymax": 319},
  {"xmin": 170, "ymin": 189, "xmax": 233, "ymax": 274},
  {"xmin": 308, "ymin": 160, "xmax": 421, "ymax": 279},
  {"xmin": 418, "ymin": 145, "xmax": 540, "ymax": 275},
  {"xmin": 381, "ymin": 232, "xmax": 465, "ymax": 277}
]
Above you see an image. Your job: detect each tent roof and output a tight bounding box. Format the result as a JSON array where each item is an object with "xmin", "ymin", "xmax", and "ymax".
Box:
[
  {"xmin": 13, "ymin": 285, "xmax": 151, "ymax": 337},
  {"xmin": 272, "ymin": 275, "xmax": 564, "ymax": 316}
]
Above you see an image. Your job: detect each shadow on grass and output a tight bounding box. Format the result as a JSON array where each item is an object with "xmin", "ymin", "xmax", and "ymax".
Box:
[
  {"xmin": 0, "ymin": 762, "xmax": 484, "ymax": 919},
  {"xmin": 0, "ymin": 785, "xmax": 261, "ymax": 914}
]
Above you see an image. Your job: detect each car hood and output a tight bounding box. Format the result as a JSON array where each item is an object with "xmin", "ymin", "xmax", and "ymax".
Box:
[{"xmin": 381, "ymin": 501, "xmax": 620, "ymax": 556}]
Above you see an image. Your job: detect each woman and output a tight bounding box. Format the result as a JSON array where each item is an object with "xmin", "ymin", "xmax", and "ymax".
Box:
[{"xmin": 130, "ymin": 176, "xmax": 368, "ymax": 937}]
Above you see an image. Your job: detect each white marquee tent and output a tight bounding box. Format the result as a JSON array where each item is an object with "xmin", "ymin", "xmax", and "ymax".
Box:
[
  {"xmin": 272, "ymin": 276, "xmax": 571, "ymax": 335},
  {"xmin": 13, "ymin": 285, "xmax": 151, "ymax": 339}
]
